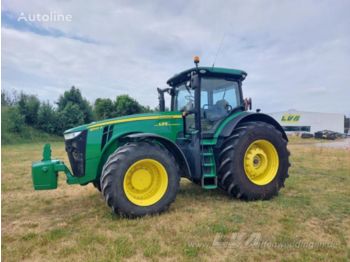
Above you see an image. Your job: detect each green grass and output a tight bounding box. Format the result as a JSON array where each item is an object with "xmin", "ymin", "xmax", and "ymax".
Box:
[
  {"xmin": 1, "ymin": 125, "xmax": 62, "ymax": 145},
  {"xmin": 1, "ymin": 139, "xmax": 350, "ymax": 261}
]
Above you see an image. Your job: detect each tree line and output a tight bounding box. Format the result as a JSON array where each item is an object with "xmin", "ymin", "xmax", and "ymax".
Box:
[{"xmin": 1, "ymin": 86, "xmax": 153, "ymax": 136}]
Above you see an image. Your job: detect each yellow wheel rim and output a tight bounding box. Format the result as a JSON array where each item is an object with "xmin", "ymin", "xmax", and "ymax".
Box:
[
  {"xmin": 123, "ymin": 159, "xmax": 168, "ymax": 206},
  {"xmin": 243, "ymin": 139, "xmax": 279, "ymax": 185}
]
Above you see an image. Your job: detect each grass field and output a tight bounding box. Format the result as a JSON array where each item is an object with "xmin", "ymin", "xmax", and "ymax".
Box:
[
  {"xmin": 2, "ymin": 138, "xmax": 350, "ymax": 261},
  {"xmin": 1, "ymin": 125, "xmax": 62, "ymax": 145}
]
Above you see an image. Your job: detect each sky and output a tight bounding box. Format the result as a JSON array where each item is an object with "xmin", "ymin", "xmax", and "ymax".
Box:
[{"xmin": 1, "ymin": 0, "xmax": 350, "ymax": 115}]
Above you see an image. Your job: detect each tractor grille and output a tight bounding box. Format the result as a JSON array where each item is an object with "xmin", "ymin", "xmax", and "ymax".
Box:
[{"xmin": 65, "ymin": 130, "xmax": 87, "ymax": 177}]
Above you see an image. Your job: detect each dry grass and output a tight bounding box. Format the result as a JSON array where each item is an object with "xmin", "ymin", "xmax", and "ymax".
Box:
[{"xmin": 2, "ymin": 138, "xmax": 350, "ymax": 261}]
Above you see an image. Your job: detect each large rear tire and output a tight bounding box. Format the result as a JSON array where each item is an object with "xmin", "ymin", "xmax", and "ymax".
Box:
[
  {"xmin": 100, "ymin": 141, "xmax": 180, "ymax": 217},
  {"xmin": 218, "ymin": 121, "xmax": 290, "ymax": 200}
]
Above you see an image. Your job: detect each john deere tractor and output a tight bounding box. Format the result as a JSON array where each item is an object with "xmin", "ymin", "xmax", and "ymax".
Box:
[{"xmin": 32, "ymin": 57, "xmax": 290, "ymax": 217}]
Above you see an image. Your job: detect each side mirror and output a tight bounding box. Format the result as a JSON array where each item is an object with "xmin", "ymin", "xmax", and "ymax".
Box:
[
  {"xmin": 157, "ymin": 87, "xmax": 171, "ymax": 112},
  {"xmin": 244, "ymin": 98, "xmax": 252, "ymax": 111},
  {"xmin": 157, "ymin": 88, "xmax": 165, "ymax": 112}
]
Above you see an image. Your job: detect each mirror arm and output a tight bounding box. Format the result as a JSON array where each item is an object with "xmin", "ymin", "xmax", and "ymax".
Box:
[{"xmin": 157, "ymin": 88, "xmax": 171, "ymax": 112}]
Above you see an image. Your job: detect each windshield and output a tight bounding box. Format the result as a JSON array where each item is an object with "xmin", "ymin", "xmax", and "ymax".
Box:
[
  {"xmin": 173, "ymin": 82, "xmax": 194, "ymax": 111},
  {"xmin": 201, "ymin": 78, "xmax": 240, "ymax": 109}
]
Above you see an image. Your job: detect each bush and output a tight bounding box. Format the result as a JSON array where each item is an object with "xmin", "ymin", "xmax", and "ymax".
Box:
[
  {"xmin": 37, "ymin": 102, "xmax": 57, "ymax": 134},
  {"xmin": 94, "ymin": 98, "xmax": 115, "ymax": 120},
  {"xmin": 115, "ymin": 95, "xmax": 145, "ymax": 116},
  {"xmin": 56, "ymin": 103, "xmax": 85, "ymax": 134},
  {"xmin": 57, "ymin": 86, "xmax": 93, "ymax": 123},
  {"xmin": 18, "ymin": 93, "xmax": 40, "ymax": 125},
  {"xmin": 1, "ymin": 87, "xmax": 155, "ymax": 142},
  {"xmin": 2, "ymin": 106, "xmax": 25, "ymax": 133}
]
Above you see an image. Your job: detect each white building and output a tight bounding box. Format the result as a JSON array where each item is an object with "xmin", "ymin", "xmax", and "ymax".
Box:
[{"xmin": 269, "ymin": 110, "xmax": 345, "ymax": 134}]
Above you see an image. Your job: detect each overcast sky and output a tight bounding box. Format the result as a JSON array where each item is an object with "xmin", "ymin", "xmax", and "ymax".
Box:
[{"xmin": 2, "ymin": 0, "xmax": 350, "ymax": 115}]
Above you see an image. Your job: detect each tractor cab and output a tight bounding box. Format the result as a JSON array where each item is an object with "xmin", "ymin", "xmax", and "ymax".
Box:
[
  {"xmin": 161, "ymin": 57, "xmax": 247, "ymax": 139},
  {"xmin": 155, "ymin": 57, "xmax": 251, "ymax": 187}
]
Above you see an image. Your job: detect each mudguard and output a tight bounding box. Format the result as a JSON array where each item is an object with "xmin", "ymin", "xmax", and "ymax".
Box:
[
  {"xmin": 121, "ymin": 133, "xmax": 192, "ymax": 178},
  {"xmin": 218, "ymin": 112, "xmax": 288, "ymax": 141}
]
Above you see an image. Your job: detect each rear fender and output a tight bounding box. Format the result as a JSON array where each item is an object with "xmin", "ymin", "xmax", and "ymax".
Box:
[{"xmin": 219, "ymin": 112, "xmax": 288, "ymax": 141}]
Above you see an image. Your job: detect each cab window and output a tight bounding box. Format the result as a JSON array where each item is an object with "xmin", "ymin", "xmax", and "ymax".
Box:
[{"xmin": 201, "ymin": 78, "xmax": 240, "ymax": 131}]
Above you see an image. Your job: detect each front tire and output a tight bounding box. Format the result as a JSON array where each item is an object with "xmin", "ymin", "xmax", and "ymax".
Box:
[
  {"xmin": 92, "ymin": 181, "xmax": 101, "ymax": 192},
  {"xmin": 100, "ymin": 141, "xmax": 180, "ymax": 217},
  {"xmin": 218, "ymin": 121, "xmax": 290, "ymax": 200}
]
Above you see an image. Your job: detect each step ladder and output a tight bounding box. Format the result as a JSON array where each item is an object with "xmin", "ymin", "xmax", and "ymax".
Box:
[{"xmin": 200, "ymin": 140, "xmax": 217, "ymax": 189}]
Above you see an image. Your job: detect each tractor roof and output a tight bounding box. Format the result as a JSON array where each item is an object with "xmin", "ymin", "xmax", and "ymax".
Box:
[{"xmin": 167, "ymin": 67, "xmax": 247, "ymax": 86}]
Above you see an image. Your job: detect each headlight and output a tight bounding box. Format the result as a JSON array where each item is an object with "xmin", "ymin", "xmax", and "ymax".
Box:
[{"xmin": 64, "ymin": 131, "xmax": 82, "ymax": 140}]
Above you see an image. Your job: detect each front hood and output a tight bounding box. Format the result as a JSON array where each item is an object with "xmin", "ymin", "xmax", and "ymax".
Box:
[
  {"xmin": 64, "ymin": 112, "xmax": 182, "ymax": 134},
  {"xmin": 64, "ymin": 124, "xmax": 89, "ymax": 134}
]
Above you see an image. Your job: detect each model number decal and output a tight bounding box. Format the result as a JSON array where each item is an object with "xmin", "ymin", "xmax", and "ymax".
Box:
[{"xmin": 154, "ymin": 121, "xmax": 181, "ymax": 127}]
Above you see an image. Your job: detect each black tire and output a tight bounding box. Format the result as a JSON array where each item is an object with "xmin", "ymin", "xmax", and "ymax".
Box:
[
  {"xmin": 100, "ymin": 141, "xmax": 180, "ymax": 218},
  {"xmin": 217, "ymin": 121, "xmax": 290, "ymax": 200},
  {"xmin": 92, "ymin": 181, "xmax": 101, "ymax": 192}
]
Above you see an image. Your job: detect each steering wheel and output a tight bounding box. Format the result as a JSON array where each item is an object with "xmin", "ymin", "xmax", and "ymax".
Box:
[
  {"xmin": 185, "ymin": 95, "xmax": 194, "ymax": 101},
  {"xmin": 226, "ymin": 104, "xmax": 233, "ymax": 112},
  {"xmin": 202, "ymin": 104, "xmax": 209, "ymax": 110}
]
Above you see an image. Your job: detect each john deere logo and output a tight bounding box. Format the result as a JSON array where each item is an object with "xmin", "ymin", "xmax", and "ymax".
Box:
[{"xmin": 281, "ymin": 114, "xmax": 301, "ymax": 122}]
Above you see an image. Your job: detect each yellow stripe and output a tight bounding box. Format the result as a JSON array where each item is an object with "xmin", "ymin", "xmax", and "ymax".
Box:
[{"xmin": 88, "ymin": 115, "xmax": 182, "ymax": 129}]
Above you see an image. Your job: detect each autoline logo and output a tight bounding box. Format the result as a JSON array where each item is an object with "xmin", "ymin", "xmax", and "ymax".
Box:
[{"xmin": 17, "ymin": 11, "xmax": 72, "ymax": 23}]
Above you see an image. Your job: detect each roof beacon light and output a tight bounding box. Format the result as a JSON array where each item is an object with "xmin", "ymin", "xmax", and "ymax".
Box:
[{"xmin": 194, "ymin": 56, "xmax": 200, "ymax": 67}]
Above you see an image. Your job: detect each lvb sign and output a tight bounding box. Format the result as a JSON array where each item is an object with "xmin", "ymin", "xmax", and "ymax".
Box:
[{"xmin": 281, "ymin": 114, "xmax": 301, "ymax": 123}]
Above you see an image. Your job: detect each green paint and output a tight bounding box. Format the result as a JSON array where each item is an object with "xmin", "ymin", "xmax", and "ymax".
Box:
[
  {"xmin": 32, "ymin": 159, "xmax": 59, "ymax": 190},
  {"xmin": 200, "ymin": 111, "xmax": 246, "ymax": 146},
  {"xmin": 200, "ymin": 144, "xmax": 217, "ymax": 189},
  {"xmin": 73, "ymin": 112, "xmax": 183, "ymax": 185},
  {"xmin": 42, "ymin": 144, "xmax": 51, "ymax": 161},
  {"xmin": 32, "ymin": 144, "xmax": 77, "ymax": 190},
  {"xmin": 167, "ymin": 66, "xmax": 247, "ymax": 85}
]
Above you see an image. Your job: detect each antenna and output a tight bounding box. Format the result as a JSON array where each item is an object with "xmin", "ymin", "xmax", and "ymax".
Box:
[{"xmin": 212, "ymin": 31, "xmax": 227, "ymax": 68}]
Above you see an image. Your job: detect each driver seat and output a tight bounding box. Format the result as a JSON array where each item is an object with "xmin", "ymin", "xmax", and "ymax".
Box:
[{"xmin": 204, "ymin": 99, "xmax": 229, "ymax": 122}]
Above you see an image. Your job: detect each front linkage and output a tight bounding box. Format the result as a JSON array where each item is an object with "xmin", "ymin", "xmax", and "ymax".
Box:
[{"xmin": 32, "ymin": 144, "xmax": 78, "ymax": 190}]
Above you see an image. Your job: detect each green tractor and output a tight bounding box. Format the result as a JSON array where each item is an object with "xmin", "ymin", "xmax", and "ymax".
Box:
[{"xmin": 32, "ymin": 57, "xmax": 290, "ymax": 217}]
